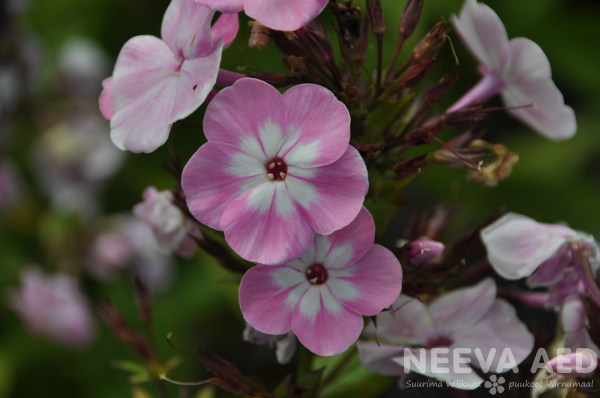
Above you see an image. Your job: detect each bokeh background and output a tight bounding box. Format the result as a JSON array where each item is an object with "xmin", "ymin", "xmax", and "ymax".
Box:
[{"xmin": 1, "ymin": 0, "xmax": 599, "ymax": 397}]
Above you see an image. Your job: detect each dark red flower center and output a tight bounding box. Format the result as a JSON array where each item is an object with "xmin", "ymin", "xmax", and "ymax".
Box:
[
  {"xmin": 266, "ymin": 158, "xmax": 288, "ymax": 181},
  {"xmin": 305, "ymin": 263, "xmax": 328, "ymax": 285}
]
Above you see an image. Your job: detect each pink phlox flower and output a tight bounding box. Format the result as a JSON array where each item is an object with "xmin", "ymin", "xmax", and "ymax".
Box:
[
  {"xmin": 6, "ymin": 267, "xmax": 97, "ymax": 349},
  {"xmin": 182, "ymin": 78, "xmax": 368, "ymax": 265},
  {"xmin": 133, "ymin": 187, "xmax": 201, "ymax": 258},
  {"xmin": 481, "ymin": 212, "xmax": 600, "ymax": 306},
  {"xmin": 357, "ymin": 278, "xmax": 534, "ymax": 390},
  {"xmin": 450, "ymin": 0, "xmax": 576, "ymax": 140},
  {"xmin": 195, "ymin": 0, "xmax": 328, "ymax": 31},
  {"xmin": 98, "ymin": 0, "xmax": 239, "ymax": 153},
  {"xmin": 562, "ymin": 294, "xmax": 599, "ymax": 357},
  {"xmin": 87, "ymin": 217, "xmax": 174, "ymax": 293},
  {"xmin": 243, "ymin": 323, "xmax": 297, "ymax": 364},
  {"xmin": 239, "ymin": 207, "xmax": 402, "ymax": 356}
]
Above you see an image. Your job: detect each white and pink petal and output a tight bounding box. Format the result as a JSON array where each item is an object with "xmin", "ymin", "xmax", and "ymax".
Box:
[
  {"xmin": 99, "ymin": 76, "xmax": 114, "ymax": 120},
  {"xmin": 328, "ymin": 244, "xmax": 402, "ymax": 316},
  {"xmin": 221, "ymin": 182, "xmax": 314, "ymax": 265},
  {"xmin": 245, "ymin": 0, "xmax": 328, "ymax": 32},
  {"xmin": 291, "ymin": 284, "xmax": 363, "ymax": 356},
  {"xmin": 195, "ymin": 0, "xmax": 244, "ymax": 13},
  {"xmin": 285, "ymin": 145, "xmax": 368, "ymax": 236},
  {"xmin": 279, "ymin": 84, "xmax": 350, "ymax": 168},
  {"xmin": 161, "ymin": 0, "xmax": 215, "ymax": 59},
  {"xmin": 357, "ymin": 342, "xmax": 407, "ymax": 376},
  {"xmin": 240, "ymin": 264, "xmax": 309, "ymax": 335},
  {"xmin": 211, "ymin": 13, "xmax": 239, "ymax": 49}
]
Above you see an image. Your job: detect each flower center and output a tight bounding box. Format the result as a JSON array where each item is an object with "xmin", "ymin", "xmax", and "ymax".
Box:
[
  {"xmin": 305, "ymin": 263, "xmax": 328, "ymax": 285},
  {"xmin": 425, "ymin": 335, "xmax": 453, "ymax": 349},
  {"xmin": 266, "ymin": 158, "xmax": 288, "ymax": 181}
]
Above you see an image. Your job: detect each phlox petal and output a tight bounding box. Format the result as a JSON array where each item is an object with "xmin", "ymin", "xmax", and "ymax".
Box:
[
  {"xmin": 245, "ymin": 0, "xmax": 328, "ymax": 31},
  {"xmin": 392, "ymin": 348, "xmax": 485, "ymax": 390},
  {"xmin": 240, "ymin": 265, "xmax": 309, "ymax": 334},
  {"xmin": 211, "ymin": 13, "xmax": 239, "ymax": 49},
  {"xmin": 161, "ymin": 0, "xmax": 215, "ymax": 59},
  {"xmin": 312, "ymin": 207, "xmax": 375, "ymax": 270},
  {"xmin": 182, "ymin": 141, "xmax": 266, "ymax": 230},
  {"xmin": 328, "ymin": 245, "xmax": 402, "ymax": 316},
  {"xmin": 221, "ymin": 182, "xmax": 314, "ymax": 265},
  {"xmin": 563, "ymin": 295, "xmax": 600, "ymax": 356},
  {"xmin": 204, "ymin": 78, "xmax": 287, "ymax": 162},
  {"xmin": 429, "ymin": 278, "xmax": 496, "ymax": 336},
  {"xmin": 169, "ymin": 39, "xmax": 223, "ymax": 122},
  {"xmin": 526, "ymin": 246, "xmax": 571, "ymax": 288},
  {"xmin": 110, "ymin": 36, "xmax": 179, "ymax": 153},
  {"xmin": 364, "ymin": 294, "xmax": 435, "ymax": 347},
  {"xmin": 291, "ymin": 285, "xmax": 363, "ymax": 356},
  {"xmin": 286, "ymin": 145, "xmax": 368, "ymax": 236},
  {"xmin": 357, "ymin": 342, "xmax": 407, "ymax": 376},
  {"xmin": 280, "ymin": 84, "xmax": 350, "ymax": 168},
  {"xmin": 195, "ymin": 0, "xmax": 244, "ymax": 13},
  {"xmin": 99, "ymin": 76, "xmax": 113, "ymax": 120},
  {"xmin": 453, "ymin": 299, "xmax": 534, "ymax": 372},
  {"xmin": 481, "ymin": 213, "xmax": 576, "ymax": 280},
  {"xmin": 452, "ymin": 0, "xmax": 508, "ymax": 71}
]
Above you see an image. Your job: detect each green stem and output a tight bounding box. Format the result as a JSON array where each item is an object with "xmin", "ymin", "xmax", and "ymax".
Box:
[
  {"xmin": 295, "ymin": 345, "xmax": 314, "ymax": 383},
  {"xmin": 321, "ymin": 346, "xmax": 358, "ymax": 389}
]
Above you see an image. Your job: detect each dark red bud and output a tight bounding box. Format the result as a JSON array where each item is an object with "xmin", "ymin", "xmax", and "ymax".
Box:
[
  {"xmin": 355, "ymin": 17, "xmax": 370, "ymax": 63},
  {"xmin": 400, "ymin": 0, "xmax": 424, "ymax": 38},
  {"xmin": 303, "ymin": 27, "xmax": 334, "ymax": 65},
  {"xmin": 355, "ymin": 143, "xmax": 382, "ymax": 158},
  {"xmin": 98, "ymin": 302, "xmax": 153, "ymax": 360},
  {"xmin": 425, "ymin": 69, "xmax": 459, "ymax": 108},
  {"xmin": 366, "ymin": 0, "xmax": 386, "ymax": 36},
  {"xmin": 393, "ymin": 154, "xmax": 428, "ymax": 179},
  {"xmin": 406, "ymin": 127, "xmax": 437, "ymax": 146},
  {"xmin": 133, "ymin": 276, "xmax": 152, "ymax": 325},
  {"xmin": 413, "ymin": 21, "xmax": 447, "ymax": 63},
  {"xmin": 400, "ymin": 57, "xmax": 436, "ymax": 88}
]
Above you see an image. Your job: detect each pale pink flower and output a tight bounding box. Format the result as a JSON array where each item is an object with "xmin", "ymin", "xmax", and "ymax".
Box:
[
  {"xmin": 546, "ymin": 350, "xmax": 598, "ymax": 378},
  {"xmin": 357, "ymin": 278, "xmax": 534, "ymax": 389},
  {"xmin": 239, "ymin": 208, "xmax": 402, "ymax": 356},
  {"xmin": 87, "ymin": 217, "xmax": 174, "ymax": 293},
  {"xmin": 195, "ymin": 0, "xmax": 327, "ymax": 31},
  {"xmin": 98, "ymin": 0, "xmax": 239, "ymax": 153},
  {"xmin": 480, "ymin": 213, "xmax": 600, "ymax": 306},
  {"xmin": 133, "ymin": 187, "xmax": 201, "ymax": 258},
  {"xmin": 6, "ymin": 267, "xmax": 97, "ymax": 349},
  {"xmin": 182, "ymin": 78, "xmax": 368, "ymax": 265},
  {"xmin": 450, "ymin": 0, "xmax": 576, "ymax": 140},
  {"xmin": 562, "ymin": 295, "xmax": 599, "ymax": 357}
]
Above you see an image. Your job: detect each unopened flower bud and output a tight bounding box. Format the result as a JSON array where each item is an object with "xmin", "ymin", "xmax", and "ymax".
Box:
[
  {"xmin": 355, "ymin": 17, "xmax": 370, "ymax": 63},
  {"xmin": 547, "ymin": 350, "xmax": 598, "ymax": 377},
  {"xmin": 356, "ymin": 143, "xmax": 381, "ymax": 158},
  {"xmin": 303, "ymin": 25, "xmax": 335, "ymax": 65},
  {"xmin": 425, "ymin": 69, "xmax": 459, "ymax": 108},
  {"xmin": 393, "ymin": 154, "xmax": 428, "ymax": 179},
  {"xmin": 405, "ymin": 239, "xmax": 445, "ymax": 265},
  {"xmin": 441, "ymin": 102, "xmax": 487, "ymax": 129},
  {"xmin": 269, "ymin": 30, "xmax": 307, "ymax": 57},
  {"xmin": 399, "ymin": 0, "xmax": 424, "ymax": 39},
  {"xmin": 407, "ymin": 126, "xmax": 437, "ymax": 146},
  {"xmin": 133, "ymin": 276, "xmax": 152, "ymax": 325},
  {"xmin": 467, "ymin": 141, "xmax": 518, "ymax": 187},
  {"xmin": 248, "ymin": 21, "xmax": 270, "ymax": 49},
  {"xmin": 414, "ymin": 21, "xmax": 447, "ymax": 63},
  {"xmin": 98, "ymin": 302, "xmax": 153, "ymax": 360},
  {"xmin": 400, "ymin": 57, "xmax": 436, "ymax": 89},
  {"xmin": 366, "ymin": 0, "xmax": 385, "ymax": 36}
]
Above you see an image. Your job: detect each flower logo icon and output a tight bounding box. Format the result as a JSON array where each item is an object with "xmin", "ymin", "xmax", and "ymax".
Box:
[{"xmin": 484, "ymin": 375, "xmax": 505, "ymax": 395}]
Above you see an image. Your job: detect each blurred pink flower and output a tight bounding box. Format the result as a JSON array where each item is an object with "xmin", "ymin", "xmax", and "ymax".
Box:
[
  {"xmin": 481, "ymin": 213, "xmax": 600, "ymax": 306},
  {"xmin": 6, "ymin": 267, "xmax": 97, "ymax": 349},
  {"xmin": 546, "ymin": 350, "xmax": 598, "ymax": 378},
  {"xmin": 87, "ymin": 217, "xmax": 174, "ymax": 293},
  {"xmin": 99, "ymin": 0, "xmax": 239, "ymax": 153},
  {"xmin": 450, "ymin": 0, "xmax": 576, "ymax": 140},
  {"xmin": 239, "ymin": 208, "xmax": 402, "ymax": 356},
  {"xmin": 182, "ymin": 78, "xmax": 368, "ymax": 265},
  {"xmin": 133, "ymin": 187, "xmax": 201, "ymax": 258},
  {"xmin": 195, "ymin": 0, "xmax": 327, "ymax": 31},
  {"xmin": 357, "ymin": 278, "xmax": 534, "ymax": 389},
  {"xmin": 562, "ymin": 295, "xmax": 599, "ymax": 357},
  {"xmin": 405, "ymin": 239, "xmax": 445, "ymax": 265}
]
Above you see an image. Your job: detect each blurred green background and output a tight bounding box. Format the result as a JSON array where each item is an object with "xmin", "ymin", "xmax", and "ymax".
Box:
[{"xmin": 0, "ymin": 0, "xmax": 599, "ymax": 397}]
